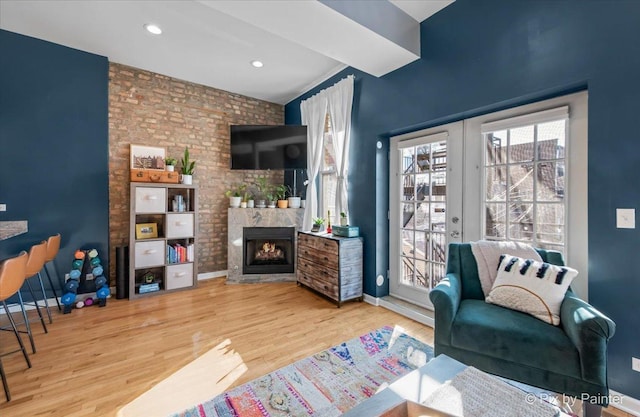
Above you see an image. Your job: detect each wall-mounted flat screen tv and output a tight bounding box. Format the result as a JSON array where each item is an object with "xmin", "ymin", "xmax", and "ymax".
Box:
[{"xmin": 230, "ymin": 125, "xmax": 307, "ymax": 170}]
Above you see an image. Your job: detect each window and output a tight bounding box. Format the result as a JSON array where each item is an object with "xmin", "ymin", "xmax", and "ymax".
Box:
[
  {"xmin": 319, "ymin": 115, "xmax": 337, "ymax": 220},
  {"xmin": 482, "ymin": 107, "xmax": 568, "ymax": 253}
]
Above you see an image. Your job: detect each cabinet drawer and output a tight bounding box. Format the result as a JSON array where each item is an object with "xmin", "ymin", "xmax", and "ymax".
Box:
[
  {"xmin": 298, "ymin": 233, "xmax": 339, "ymax": 255},
  {"xmin": 135, "ymin": 187, "xmax": 166, "ymax": 213},
  {"xmin": 166, "ymin": 263, "xmax": 193, "ymax": 290},
  {"xmin": 297, "ymin": 258, "xmax": 339, "ymax": 284},
  {"xmin": 298, "ymin": 246, "xmax": 338, "ymax": 270},
  {"xmin": 166, "ymin": 213, "xmax": 194, "ymax": 238},
  {"xmin": 134, "ymin": 240, "xmax": 165, "ymax": 268}
]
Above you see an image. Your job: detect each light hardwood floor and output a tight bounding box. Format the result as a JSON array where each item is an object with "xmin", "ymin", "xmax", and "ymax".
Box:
[{"xmin": 0, "ymin": 278, "xmax": 632, "ymax": 417}]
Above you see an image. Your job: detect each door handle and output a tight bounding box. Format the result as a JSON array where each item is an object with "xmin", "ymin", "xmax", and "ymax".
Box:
[{"xmin": 450, "ymin": 230, "xmax": 460, "ymax": 238}]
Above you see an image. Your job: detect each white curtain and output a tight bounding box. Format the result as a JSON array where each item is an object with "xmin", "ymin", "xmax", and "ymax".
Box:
[
  {"xmin": 327, "ymin": 75, "xmax": 354, "ymax": 225},
  {"xmin": 300, "ymin": 90, "xmax": 328, "ymax": 231},
  {"xmin": 300, "ymin": 75, "xmax": 355, "ymax": 230}
]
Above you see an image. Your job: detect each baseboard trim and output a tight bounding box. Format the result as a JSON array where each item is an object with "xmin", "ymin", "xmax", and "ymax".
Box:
[
  {"xmin": 610, "ymin": 390, "xmax": 640, "ymax": 416},
  {"xmin": 198, "ymin": 270, "xmax": 227, "ymax": 281},
  {"xmin": 1, "ymin": 288, "xmax": 115, "ymax": 314},
  {"xmin": 364, "ymin": 294, "xmax": 434, "ymax": 328}
]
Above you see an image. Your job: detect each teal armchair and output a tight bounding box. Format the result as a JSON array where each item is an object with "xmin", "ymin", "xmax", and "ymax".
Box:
[{"xmin": 430, "ymin": 243, "xmax": 615, "ymax": 416}]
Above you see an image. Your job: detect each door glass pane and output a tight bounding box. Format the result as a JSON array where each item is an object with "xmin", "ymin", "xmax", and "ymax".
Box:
[
  {"xmin": 402, "ymin": 148, "xmax": 415, "ymax": 174},
  {"xmin": 536, "ymin": 161, "xmax": 564, "ymax": 202},
  {"xmin": 508, "ymin": 164, "xmax": 534, "ymax": 200},
  {"xmin": 508, "ymin": 203, "xmax": 534, "ymax": 241},
  {"xmin": 402, "ymin": 203, "xmax": 415, "ymax": 229},
  {"xmin": 414, "ymin": 260, "xmax": 428, "ymax": 289},
  {"xmin": 509, "ymin": 125, "xmax": 534, "ymax": 162},
  {"xmin": 485, "ymin": 203, "xmax": 506, "ymax": 238},
  {"xmin": 415, "ymin": 173, "xmax": 430, "ymax": 200},
  {"xmin": 416, "ymin": 146, "xmax": 430, "ymax": 172},
  {"xmin": 537, "ymin": 204, "xmax": 564, "ymax": 244},
  {"xmin": 538, "ymin": 120, "xmax": 565, "ymax": 160},
  {"xmin": 401, "ymin": 257, "xmax": 414, "ymax": 285},
  {"xmin": 429, "ymin": 232, "xmax": 447, "ymax": 263},
  {"xmin": 485, "ymin": 130, "xmax": 507, "ymax": 165},
  {"xmin": 414, "ymin": 232, "xmax": 427, "ymax": 260},
  {"xmin": 415, "ymin": 203, "xmax": 430, "ymax": 231},
  {"xmin": 486, "ymin": 166, "xmax": 508, "ymax": 201},
  {"xmin": 402, "ymin": 175, "xmax": 414, "ymax": 201},
  {"xmin": 431, "ymin": 201, "xmax": 446, "ymax": 232}
]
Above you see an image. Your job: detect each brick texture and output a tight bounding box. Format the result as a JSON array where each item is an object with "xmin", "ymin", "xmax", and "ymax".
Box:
[{"xmin": 109, "ymin": 63, "xmax": 284, "ymax": 286}]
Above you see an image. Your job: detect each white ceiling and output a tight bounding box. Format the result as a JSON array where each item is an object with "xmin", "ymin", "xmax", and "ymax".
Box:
[{"xmin": 0, "ymin": 0, "xmax": 453, "ymax": 105}]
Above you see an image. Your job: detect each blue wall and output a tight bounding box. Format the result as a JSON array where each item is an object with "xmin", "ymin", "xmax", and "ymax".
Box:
[
  {"xmin": 0, "ymin": 30, "xmax": 109, "ymax": 295},
  {"xmin": 286, "ymin": 0, "xmax": 640, "ymax": 400}
]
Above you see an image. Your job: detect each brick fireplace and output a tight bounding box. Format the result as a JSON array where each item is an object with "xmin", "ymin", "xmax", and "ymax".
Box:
[{"xmin": 227, "ymin": 208, "xmax": 304, "ymax": 283}]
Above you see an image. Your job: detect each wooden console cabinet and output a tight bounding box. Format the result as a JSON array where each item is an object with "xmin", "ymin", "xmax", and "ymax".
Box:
[{"xmin": 296, "ymin": 231, "xmax": 363, "ymax": 307}]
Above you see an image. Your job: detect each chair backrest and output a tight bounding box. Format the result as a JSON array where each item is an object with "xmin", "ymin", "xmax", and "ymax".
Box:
[
  {"xmin": 446, "ymin": 242, "xmax": 565, "ymax": 300},
  {"xmin": 0, "ymin": 251, "xmax": 28, "ymax": 301},
  {"xmin": 45, "ymin": 233, "xmax": 61, "ymax": 262},
  {"xmin": 25, "ymin": 241, "xmax": 48, "ymax": 277}
]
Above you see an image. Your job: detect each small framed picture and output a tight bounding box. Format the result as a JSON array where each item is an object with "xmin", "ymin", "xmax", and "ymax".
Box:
[
  {"xmin": 130, "ymin": 144, "xmax": 166, "ymax": 170},
  {"xmin": 136, "ymin": 223, "xmax": 158, "ymax": 239}
]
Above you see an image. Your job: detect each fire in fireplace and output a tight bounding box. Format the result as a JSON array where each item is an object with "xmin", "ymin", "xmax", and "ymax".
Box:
[{"xmin": 243, "ymin": 227, "xmax": 295, "ymax": 274}]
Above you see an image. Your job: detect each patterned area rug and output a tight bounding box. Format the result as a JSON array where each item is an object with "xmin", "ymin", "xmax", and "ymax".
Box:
[{"xmin": 171, "ymin": 325, "xmax": 433, "ymax": 417}]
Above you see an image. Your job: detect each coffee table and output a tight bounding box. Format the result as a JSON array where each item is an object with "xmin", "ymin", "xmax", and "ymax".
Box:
[{"xmin": 342, "ymin": 354, "xmax": 570, "ymax": 417}]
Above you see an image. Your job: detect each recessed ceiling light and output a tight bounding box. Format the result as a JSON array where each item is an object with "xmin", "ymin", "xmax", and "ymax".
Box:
[
  {"xmin": 144, "ymin": 24, "xmax": 162, "ymax": 35},
  {"xmin": 250, "ymin": 60, "xmax": 264, "ymax": 68}
]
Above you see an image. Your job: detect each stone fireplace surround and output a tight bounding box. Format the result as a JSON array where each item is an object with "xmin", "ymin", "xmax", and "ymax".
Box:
[{"xmin": 227, "ymin": 208, "xmax": 304, "ymax": 283}]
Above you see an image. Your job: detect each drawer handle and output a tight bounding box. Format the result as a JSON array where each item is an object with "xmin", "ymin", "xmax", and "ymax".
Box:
[
  {"xmin": 176, "ymin": 221, "xmax": 187, "ymax": 226},
  {"xmin": 144, "ymin": 249, "xmax": 157, "ymax": 254},
  {"xmin": 145, "ymin": 195, "xmax": 158, "ymax": 200},
  {"xmin": 174, "ymin": 272, "xmax": 187, "ymax": 277}
]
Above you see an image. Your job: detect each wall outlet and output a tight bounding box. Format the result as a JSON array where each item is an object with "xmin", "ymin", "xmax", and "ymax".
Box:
[
  {"xmin": 0, "ymin": 204, "xmax": 6, "ymax": 211},
  {"xmin": 633, "ymin": 357, "xmax": 640, "ymax": 372}
]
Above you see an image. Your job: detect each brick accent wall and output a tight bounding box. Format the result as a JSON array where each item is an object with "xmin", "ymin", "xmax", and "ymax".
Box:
[{"xmin": 108, "ymin": 63, "xmax": 284, "ymax": 286}]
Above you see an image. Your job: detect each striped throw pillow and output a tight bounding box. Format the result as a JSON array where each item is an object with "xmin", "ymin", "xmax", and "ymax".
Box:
[{"xmin": 486, "ymin": 254, "xmax": 578, "ymax": 325}]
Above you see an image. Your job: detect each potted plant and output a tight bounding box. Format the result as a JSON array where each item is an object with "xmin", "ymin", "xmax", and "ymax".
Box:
[
  {"xmin": 340, "ymin": 211, "xmax": 348, "ymax": 226},
  {"xmin": 311, "ymin": 217, "xmax": 325, "ymax": 232},
  {"xmin": 180, "ymin": 147, "xmax": 196, "ymax": 184},
  {"xmin": 225, "ymin": 184, "xmax": 246, "ymax": 208},
  {"xmin": 287, "ymin": 186, "xmax": 301, "ymax": 209},
  {"xmin": 255, "ymin": 176, "xmax": 271, "ymax": 208},
  {"xmin": 164, "ymin": 157, "xmax": 177, "ymax": 172},
  {"xmin": 274, "ymin": 184, "xmax": 288, "ymax": 208},
  {"xmin": 245, "ymin": 191, "xmax": 255, "ymax": 208}
]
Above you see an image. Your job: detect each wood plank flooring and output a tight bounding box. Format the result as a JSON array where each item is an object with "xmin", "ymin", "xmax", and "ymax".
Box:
[{"xmin": 0, "ymin": 278, "xmax": 632, "ymax": 417}]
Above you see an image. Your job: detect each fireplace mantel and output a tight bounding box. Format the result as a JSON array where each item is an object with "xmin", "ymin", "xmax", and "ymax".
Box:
[{"xmin": 227, "ymin": 208, "xmax": 304, "ymax": 283}]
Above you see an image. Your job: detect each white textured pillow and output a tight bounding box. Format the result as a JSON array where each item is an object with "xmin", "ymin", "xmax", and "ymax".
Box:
[{"xmin": 486, "ymin": 254, "xmax": 578, "ymax": 325}]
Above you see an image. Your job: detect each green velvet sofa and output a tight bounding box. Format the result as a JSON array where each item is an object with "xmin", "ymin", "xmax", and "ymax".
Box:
[{"xmin": 429, "ymin": 243, "xmax": 616, "ymax": 412}]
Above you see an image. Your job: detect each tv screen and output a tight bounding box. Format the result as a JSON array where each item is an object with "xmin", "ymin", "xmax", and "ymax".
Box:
[{"xmin": 230, "ymin": 125, "xmax": 307, "ymax": 170}]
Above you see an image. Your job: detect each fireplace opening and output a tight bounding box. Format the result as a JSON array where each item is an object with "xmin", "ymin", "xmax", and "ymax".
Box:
[{"xmin": 243, "ymin": 227, "xmax": 295, "ymax": 274}]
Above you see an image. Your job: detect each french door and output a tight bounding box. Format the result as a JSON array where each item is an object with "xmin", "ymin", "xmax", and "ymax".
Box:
[
  {"xmin": 389, "ymin": 122, "xmax": 463, "ymax": 308},
  {"xmin": 388, "ymin": 92, "xmax": 587, "ymax": 307}
]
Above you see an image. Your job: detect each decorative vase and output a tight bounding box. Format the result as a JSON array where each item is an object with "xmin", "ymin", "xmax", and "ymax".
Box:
[
  {"xmin": 268, "ymin": 201, "xmax": 276, "ymax": 208},
  {"xmin": 229, "ymin": 196, "xmax": 241, "ymax": 208},
  {"xmin": 181, "ymin": 174, "xmax": 193, "ymax": 185},
  {"xmin": 288, "ymin": 197, "xmax": 301, "ymax": 209},
  {"xmin": 247, "ymin": 199, "xmax": 255, "ymax": 208},
  {"xmin": 256, "ymin": 199, "xmax": 266, "ymax": 208},
  {"xmin": 277, "ymin": 199, "xmax": 289, "ymax": 209},
  {"xmin": 340, "ymin": 218, "xmax": 348, "ymax": 226},
  {"xmin": 240, "ymin": 201, "xmax": 247, "ymax": 208},
  {"xmin": 311, "ymin": 225, "xmax": 322, "ymax": 232},
  {"xmin": 166, "ymin": 165, "xmax": 175, "ymax": 172}
]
